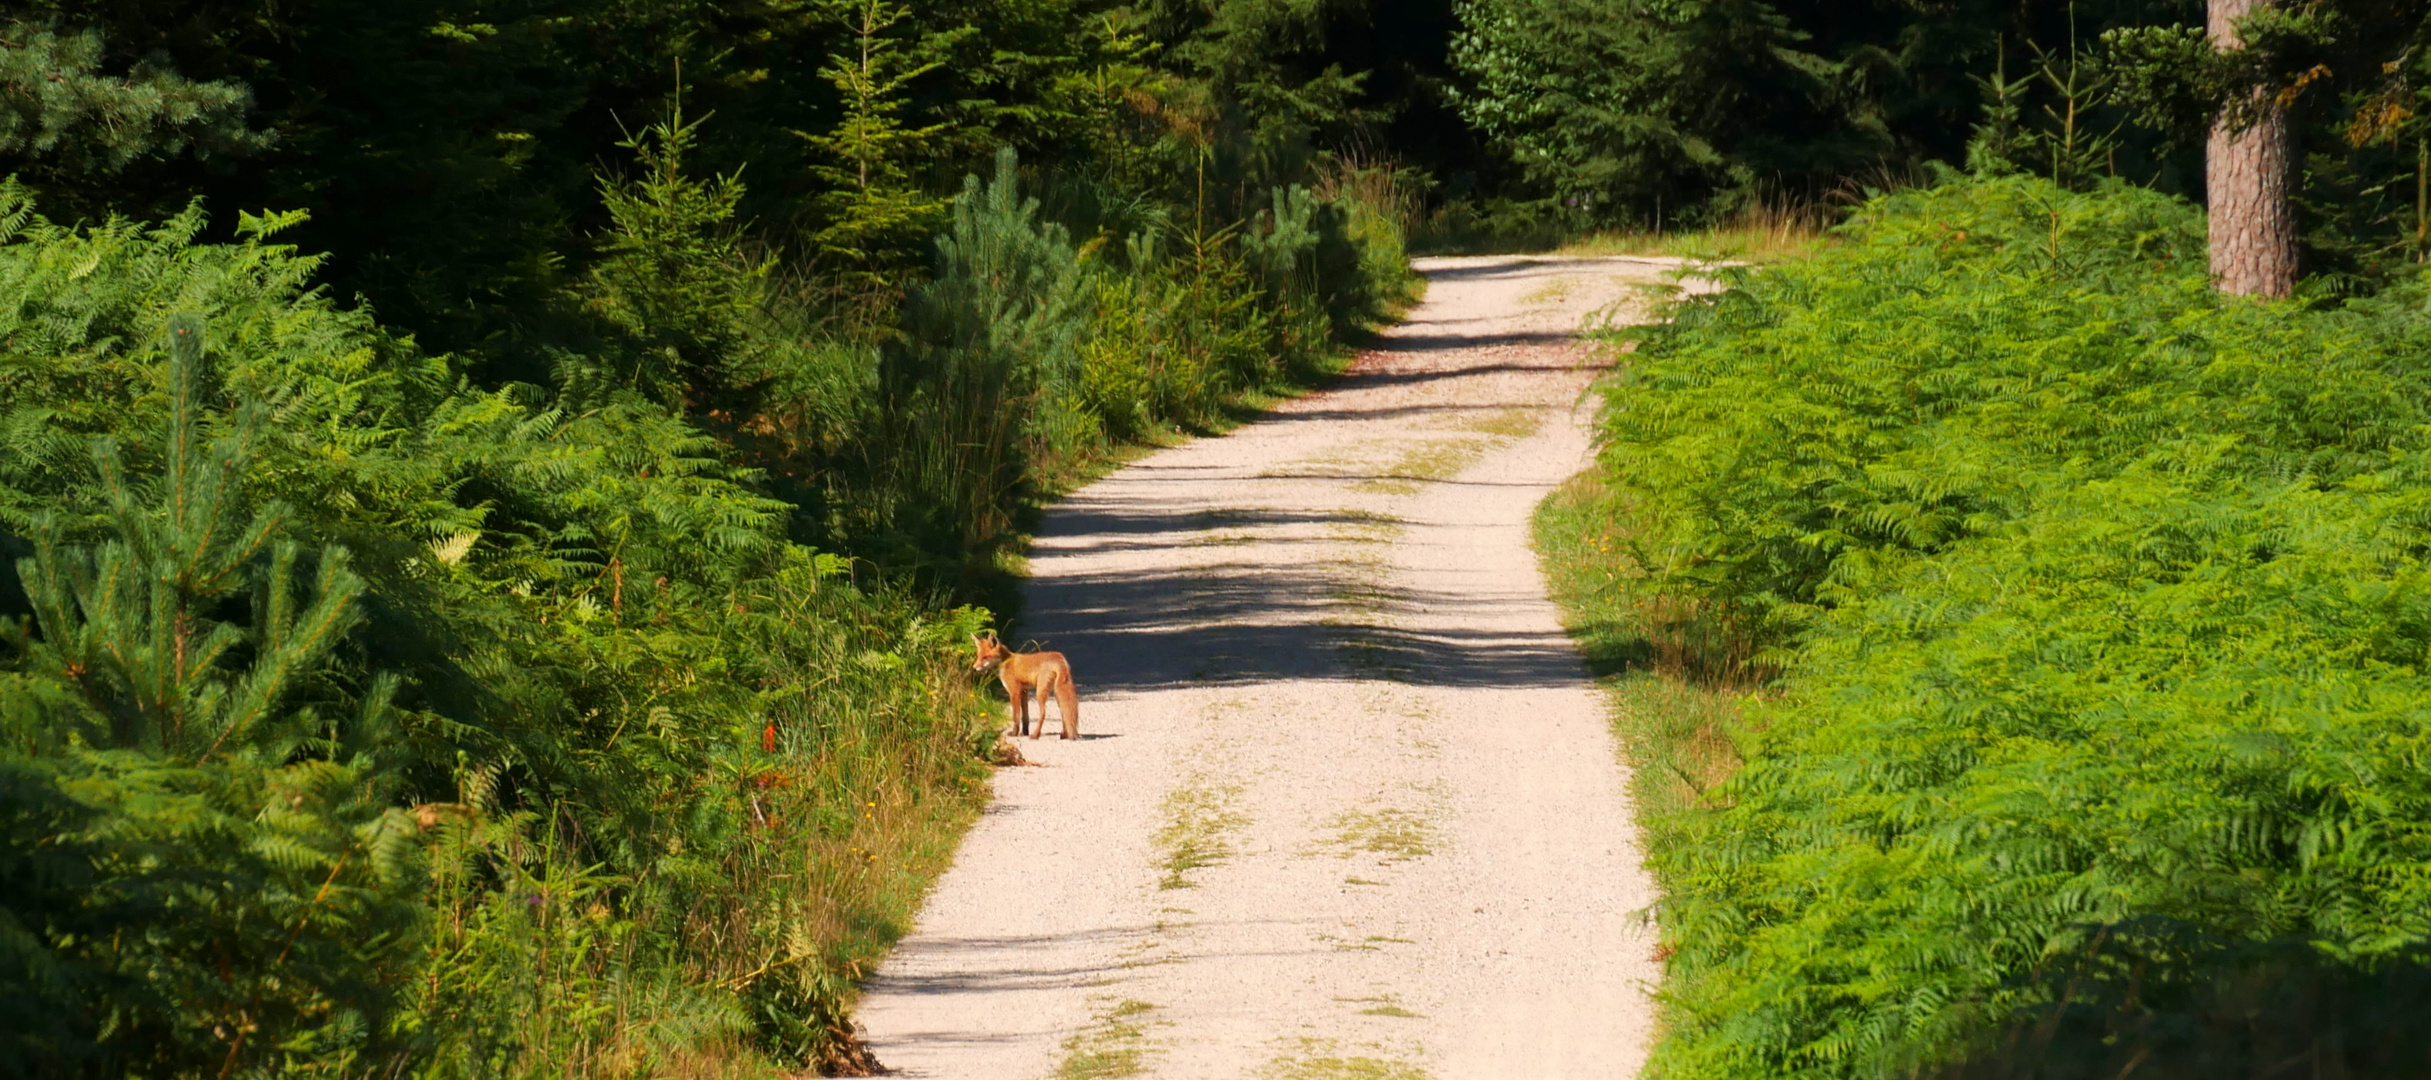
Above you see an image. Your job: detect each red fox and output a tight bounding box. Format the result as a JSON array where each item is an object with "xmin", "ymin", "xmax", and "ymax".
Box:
[{"xmin": 971, "ymin": 633, "xmax": 1079, "ymax": 740}]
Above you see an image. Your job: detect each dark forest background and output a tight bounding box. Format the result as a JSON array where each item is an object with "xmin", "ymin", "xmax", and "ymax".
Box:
[
  {"xmin": 3, "ymin": 1, "xmax": 2431, "ymax": 1076},
  {"xmin": 14, "ymin": 0, "xmax": 2431, "ymax": 346}
]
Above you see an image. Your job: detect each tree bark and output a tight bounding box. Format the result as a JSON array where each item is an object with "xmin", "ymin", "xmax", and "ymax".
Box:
[{"xmin": 2206, "ymin": 0, "xmax": 2297, "ymax": 298}]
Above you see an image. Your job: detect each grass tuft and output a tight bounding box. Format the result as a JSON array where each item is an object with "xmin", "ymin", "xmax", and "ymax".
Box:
[
  {"xmin": 1453, "ymin": 408, "xmax": 1546, "ymax": 438},
  {"xmin": 1532, "ymin": 471, "xmax": 1749, "ymax": 826},
  {"xmin": 1352, "ymin": 438, "xmax": 1492, "ymax": 495},
  {"xmin": 1322, "ymin": 804, "xmax": 1438, "ymax": 863},
  {"xmin": 1054, "ymin": 999, "xmax": 1161, "ymax": 1080},
  {"xmin": 1154, "ymin": 775, "xmax": 1249, "ymax": 890},
  {"xmin": 1336, "ymin": 994, "xmax": 1422, "ymax": 1019},
  {"xmin": 1556, "ymin": 196, "xmax": 1832, "ymax": 263},
  {"xmin": 1262, "ymin": 1039, "xmax": 1433, "ymax": 1080}
]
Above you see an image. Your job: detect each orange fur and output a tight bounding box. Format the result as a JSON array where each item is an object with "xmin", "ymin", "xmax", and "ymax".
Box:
[{"xmin": 971, "ymin": 633, "xmax": 1079, "ymax": 740}]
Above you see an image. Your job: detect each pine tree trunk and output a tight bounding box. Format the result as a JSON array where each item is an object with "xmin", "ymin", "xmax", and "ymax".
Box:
[{"xmin": 2206, "ymin": 0, "xmax": 2297, "ymax": 298}]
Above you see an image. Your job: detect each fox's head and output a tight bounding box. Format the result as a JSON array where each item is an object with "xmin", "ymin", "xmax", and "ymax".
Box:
[{"xmin": 971, "ymin": 633, "xmax": 1010, "ymax": 673}]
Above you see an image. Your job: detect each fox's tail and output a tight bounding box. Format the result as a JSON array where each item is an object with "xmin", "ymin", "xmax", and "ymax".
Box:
[{"xmin": 1057, "ymin": 675, "xmax": 1079, "ymax": 740}]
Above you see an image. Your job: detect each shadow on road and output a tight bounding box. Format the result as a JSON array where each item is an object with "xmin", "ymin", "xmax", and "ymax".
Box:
[{"xmin": 1024, "ymin": 501, "xmax": 1583, "ymax": 694}]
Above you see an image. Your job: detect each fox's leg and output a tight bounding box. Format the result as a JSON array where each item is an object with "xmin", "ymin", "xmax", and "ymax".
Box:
[
  {"xmin": 1003, "ymin": 674, "xmax": 1028, "ymax": 737},
  {"xmin": 1031, "ymin": 679, "xmax": 1053, "ymax": 740},
  {"xmin": 1057, "ymin": 673, "xmax": 1079, "ymax": 740}
]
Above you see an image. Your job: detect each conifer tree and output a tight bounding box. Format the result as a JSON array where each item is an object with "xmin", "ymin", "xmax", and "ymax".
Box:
[
  {"xmin": 0, "ymin": 23, "xmax": 272, "ymax": 175},
  {"xmin": 584, "ymin": 93, "xmax": 771, "ymax": 409},
  {"xmin": 1964, "ymin": 39, "xmax": 2125, "ymax": 189},
  {"xmin": 802, "ymin": 0, "xmax": 951, "ymax": 284},
  {"xmin": 881, "ymin": 149, "xmax": 1090, "ymax": 550},
  {"xmin": 14, "ymin": 314, "xmax": 371, "ymax": 760},
  {"xmin": 2205, "ymin": 0, "xmax": 2297, "ymax": 297},
  {"xmin": 2, "ymin": 313, "xmax": 415, "ymax": 1073},
  {"xmin": 899, "ymin": 149, "xmax": 1089, "ymax": 414}
]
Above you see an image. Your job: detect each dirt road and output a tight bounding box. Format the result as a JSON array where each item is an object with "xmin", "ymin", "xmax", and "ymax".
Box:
[{"xmin": 857, "ymin": 255, "xmax": 1686, "ymax": 1079}]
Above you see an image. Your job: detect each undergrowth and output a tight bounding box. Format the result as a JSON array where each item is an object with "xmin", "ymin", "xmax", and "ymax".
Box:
[
  {"xmin": 1532, "ymin": 473, "xmax": 1753, "ymax": 837},
  {"xmin": 1555, "ymin": 172, "xmax": 2431, "ymax": 1080},
  {"xmin": 1412, "ymin": 193, "xmax": 1833, "ymax": 261},
  {"xmin": 0, "ymin": 196, "xmax": 1003, "ymax": 1077},
  {"xmin": 1558, "ymin": 197, "xmax": 1835, "ymax": 263},
  {"xmin": 0, "ymin": 124, "xmax": 1410, "ymax": 1076}
]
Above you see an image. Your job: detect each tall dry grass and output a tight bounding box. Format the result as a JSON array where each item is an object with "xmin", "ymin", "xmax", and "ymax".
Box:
[
  {"xmin": 1531, "ymin": 472, "xmax": 1764, "ymax": 821},
  {"xmin": 399, "ymin": 573, "xmax": 998, "ymax": 1079},
  {"xmin": 1559, "ymin": 193, "xmax": 1836, "ymax": 263},
  {"xmin": 1312, "ymin": 150, "xmax": 1423, "ymax": 243}
]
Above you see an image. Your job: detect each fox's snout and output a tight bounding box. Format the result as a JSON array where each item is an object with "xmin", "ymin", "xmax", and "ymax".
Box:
[{"xmin": 970, "ymin": 634, "xmax": 1008, "ymax": 674}]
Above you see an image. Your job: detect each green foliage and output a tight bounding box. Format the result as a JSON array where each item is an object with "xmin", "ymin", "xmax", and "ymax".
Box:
[
  {"xmin": 0, "ymin": 3, "xmax": 1422, "ymax": 578},
  {"xmin": 0, "ymin": 21, "xmax": 271, "ymax": 174},
  {"xmin": 863, "ymin": 148, "xmax": 1092, "ymax": 570},
  {"xmin": 583, "ymin": 96, "xmax": 772, "ymax": 410},
  {"xmin": 1447, "ymin": 0, "xmax": 2003, "ymax": 219},
  {"xmin": 0, "ymin": 189, "xmax": 995, "ymax": 1074},
  {"xmin": 14, "ymin": 0, "xmax": 1433, "ymax": 366},
  {"xmin": 826, "ymin": 146, "xmax": 1410, "ymax": 588},
  {"xmin": 2092, "ymin": 0, "xmax": 2431, "ymax": 286},
  {"xmin": 1443, "ymin": 0, "xmax": 2431, "ymax": 286},
  {"xmin": 802, "ymin": 0, "xmax": 955, "ymax": 281},
  {"xmin": 906, "ymin": 150, "xmax": 1094, "ymax": 425},
  {"xmin": 1964, "ymin": 41, "xmax": 2124, "ymax": 188},
  {"xmin": 2098, "ymin": 24, "xmax": 2229, "ymax": 146},
  {"xmin": 18, "ymin": 316, "xmax": 375, "ymax": 765},
  {"xmin": 1586, "ymin": 175, "xmax": 2431, "ymax": 1079},
  {"xmin": 1135, "ymin": 0, "xmax": 1377, "ymax": 162},
  {"xmin": 0, "ymin": 3, "xmax": 1422, "ymax": 1070},
  {"xmin": 1602, "ymin": 173, "xmax": 2358, "ymax": 636},
  {"xmin": 2103, "ymin": 5, "xmax": 2352, "ymax": 146},
  {"xmin": 3, "ymin": 313, "xmax": 419, "ymax": 1074},
  {"xmin": 1075, "ymin": 224, "xmax": 1277, "ymax": 444}
]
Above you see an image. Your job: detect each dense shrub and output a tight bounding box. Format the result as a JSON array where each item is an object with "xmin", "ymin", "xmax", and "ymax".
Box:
[
  {"xmin": 0, "ymin": 190, "xmax": 995, "ymax": 1074},
  {"xmin": 0, "ymin": 124, "xmax": 1411, "ymax": 1070},
  {"xmin": 0, "ymin": 8, "xmax": 1413, "ymax": 1074},
  {"xmin": 1594, "ymin": 175, "xmax": 2431, "ymax": 1079},
  {"xmin": 827, "ymin": 151, "xmax": 1414, "ymax": 586},
  {"xmin": 1606, "ymin": 175, "xmax": 2425, "ymax": 639}
]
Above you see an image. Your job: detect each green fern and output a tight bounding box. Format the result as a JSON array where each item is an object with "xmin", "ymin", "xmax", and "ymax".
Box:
[
  {"xmin": 1591, "ymin": 174, "xmax": 2431, "ymax": 1080},
  {"xmin": 2, "ymin": 313, "xmax": 418, "ymax": 1075}
]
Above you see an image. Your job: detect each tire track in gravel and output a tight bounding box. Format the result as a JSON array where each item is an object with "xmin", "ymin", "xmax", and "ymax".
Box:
[{"xmin": 857, "ymin": 255, "xmax": 1693, "ymax": 1080}]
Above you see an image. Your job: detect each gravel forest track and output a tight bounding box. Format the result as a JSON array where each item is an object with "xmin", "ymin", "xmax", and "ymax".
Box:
[{"xmin": 857, "ymin": 255, "xmax": 1691, "ymax": 1079}]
